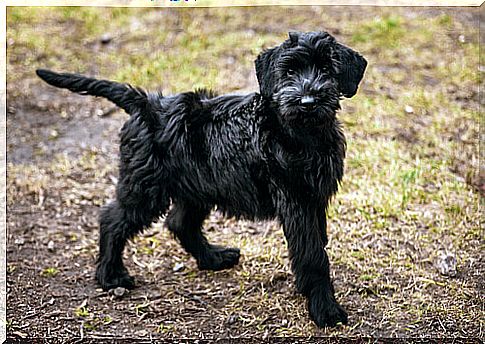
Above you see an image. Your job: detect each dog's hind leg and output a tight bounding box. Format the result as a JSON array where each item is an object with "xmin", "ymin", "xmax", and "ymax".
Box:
[
  {"xmin": 96, "ymin": 196, "xmax": 168, "ymax": 291},
  {"xmin": 166, "ymin": 203, "xmax": 241, "ymax": 271}
]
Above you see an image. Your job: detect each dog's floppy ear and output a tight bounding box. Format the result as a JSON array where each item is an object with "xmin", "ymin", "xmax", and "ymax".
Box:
[
  {"xmin": 255, "ymin": 46, "xmax": 280, "ymax": 99},
  {"xmin": 333, "ymin": 43, "xmax": 367, "ymax": 98}
]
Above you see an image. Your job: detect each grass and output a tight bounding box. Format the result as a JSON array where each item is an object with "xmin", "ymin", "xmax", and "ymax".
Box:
[
  {"xmin": 6, "ymin": 6, "xmax": 482, "ymax": 338},
  {"xmin": 40, "ymin": 267, "xmax": 59, "ymax": 277},
  {"xmin": 74, "ymin": 305, "xmax": 114, "ymax": 331},
  {"xmin": 74, "ymin": 306, "xmax": 91, "ymax": 318},
  {"xmin": 351, "ymin": 15, "xmax": 405, "ymax": 47}
]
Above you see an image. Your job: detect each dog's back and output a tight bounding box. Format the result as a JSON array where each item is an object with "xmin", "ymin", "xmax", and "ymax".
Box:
[{"xmin": 152, "ymin": 91, "xmax": 276, "ymax": 219}]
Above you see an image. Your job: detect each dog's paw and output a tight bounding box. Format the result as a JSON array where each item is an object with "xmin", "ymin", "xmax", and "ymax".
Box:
[
  {"xmin": 96, "ymin": 265, "xmax": 135, "ymax": 291},
  {"xmin": 197, "ymin": 246, "xmax": 241, "ymax": 271},
  {"xmin": 308, "ymin": 288, "xmax": 348, "ymax": 328}
]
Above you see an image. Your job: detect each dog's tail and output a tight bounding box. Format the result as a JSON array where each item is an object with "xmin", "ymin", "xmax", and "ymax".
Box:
[{"xmin": 36, "ymin": 69, "xmax": 148, "ymax": 116}]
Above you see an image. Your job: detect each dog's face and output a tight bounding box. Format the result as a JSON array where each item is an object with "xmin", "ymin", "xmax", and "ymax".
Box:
[{"xmin": 255, "ymin": 31, "xmax": 367, "ymax": 126}]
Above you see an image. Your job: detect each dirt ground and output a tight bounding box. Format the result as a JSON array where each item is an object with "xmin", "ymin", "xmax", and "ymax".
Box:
[{"xmin": 6, "ymin": 6, "xmax": 484, "ymax": 341}]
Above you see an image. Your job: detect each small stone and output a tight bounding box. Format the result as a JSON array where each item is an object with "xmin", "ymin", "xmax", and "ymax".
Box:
[
  {"xmin": 173, "ymin": 262, "xmax": 185, "ymax": 272},
  {"xmin": 43, "ymin": 297, "xmax": 55, "ymax": 306},
  {"xmin": 136, "ymin": 329, "xmax": 148, "ymax": 336},
  {"xmin": 109, "ymin": 287, "xmax": 128, "ymax": 298},
  {"xmin": 404, "ymin": 105, "xmax": 414, "ymax": 114},
  {"xmin": 47, "ymin": 240, "xmax": 55, "ymax": 252},
  {"xmin": 458, "ymin": 34, "xmax": 465, "ymax": 43},
  {"xmin": 100, "ymin": 33, "xmax": 113, "ymax": 44},
  {"xmin": 48, "ymin": 129, "xmax": 59, "ymax": 139},
  {"xmin": 436, "ymin": 251, "xmax": 457, "ymax": 277},
  {"xmin": 14, "ymin": 238, "xmax": 25, "ymax": 245}
]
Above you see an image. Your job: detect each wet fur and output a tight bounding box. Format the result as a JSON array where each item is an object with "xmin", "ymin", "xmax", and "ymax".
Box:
[{"xmin": 36, "ymin": 31, "xmax": 367, "ymax": 328}]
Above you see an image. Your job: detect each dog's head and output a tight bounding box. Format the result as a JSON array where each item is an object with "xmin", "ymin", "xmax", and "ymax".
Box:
[{"xmin": 255, "ymin": 31, "xmax": 367, "ymax": 125}]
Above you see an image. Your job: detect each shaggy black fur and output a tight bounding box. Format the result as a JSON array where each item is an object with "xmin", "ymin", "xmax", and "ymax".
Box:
[{"xmin": 36, "ymin": 31, "xmax": 367, "ymax": 328}]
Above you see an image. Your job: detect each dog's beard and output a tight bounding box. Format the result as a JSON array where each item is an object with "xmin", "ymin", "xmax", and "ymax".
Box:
[{"xmin": 273, "ymin": 85, "xmax": 341, "ymax": 128}]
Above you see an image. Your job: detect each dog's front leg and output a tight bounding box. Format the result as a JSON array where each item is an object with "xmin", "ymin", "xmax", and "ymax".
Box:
[{"xmin": 280, "ymin": 202, "xmax": 348, "ymax": 328}]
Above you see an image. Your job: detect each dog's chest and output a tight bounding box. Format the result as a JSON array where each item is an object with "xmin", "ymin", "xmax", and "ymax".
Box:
[
  {"xmin": 307, "ymin": 150, "xmax": 344, "ymax": 196},
  {"xmin": 266, "ymin": 132, "xmax": 345, "ymax": 199}
]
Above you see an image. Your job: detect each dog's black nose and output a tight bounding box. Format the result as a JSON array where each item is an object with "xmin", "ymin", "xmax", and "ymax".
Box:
[{"xmin": 301, "ymin": 95, "xmax": 316, "ymax": 109}]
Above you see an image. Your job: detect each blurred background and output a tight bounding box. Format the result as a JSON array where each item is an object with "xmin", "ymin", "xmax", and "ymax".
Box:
[{"xmin": 6, "ymin": 6, "xmax": 483, "ymax": 339}]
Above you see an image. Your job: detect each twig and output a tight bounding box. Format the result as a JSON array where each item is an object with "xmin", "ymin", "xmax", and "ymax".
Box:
[{"xmin": 437, "ymin": 317, "xmax": 447, "ymax": 333}]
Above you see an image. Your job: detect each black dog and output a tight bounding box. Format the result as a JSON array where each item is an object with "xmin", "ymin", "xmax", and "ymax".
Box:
[{"xmin": 36, "ymin": 31, "xmax": 366, "ymax": 328}]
